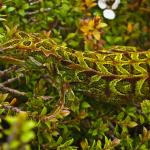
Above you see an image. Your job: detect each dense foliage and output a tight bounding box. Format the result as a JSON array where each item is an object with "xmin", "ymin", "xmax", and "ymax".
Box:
[{"xmin": 0, "ymin": 0, "xmax": 150, "ymax": 149}]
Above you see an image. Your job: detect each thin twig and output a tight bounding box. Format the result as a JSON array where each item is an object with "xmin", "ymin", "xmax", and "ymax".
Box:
[
  {"xmin": 38, "ymin": 96, "xmax": 54, "ymax": 101},
  {"xmin": 1, "ymin": 74, "xmax": 24, "ymax": 86},
  {"xmin": 1, "ymin": 104, "xmax": 25, "ymax": 113},
  {"xmin": 139, "ymin": 7, "xmax": 150, "ymax": 13},
  {"xmin": 0, "ymin": 46, "xmax": 15, "ymax": 52},
  {"xmin": 29, "ymin": 0, "xmax": 41, "ymax": 6},
  {"xmin": 26, "ymin": 8, "xmax": 51, "ymax": 15},
  {"xmin": 0, "ymin": 84, "xmax": 27, "ymax": 97},
  {"xmin": 0, "ymin": 65, "xmax": 18, "ymax": 77}
]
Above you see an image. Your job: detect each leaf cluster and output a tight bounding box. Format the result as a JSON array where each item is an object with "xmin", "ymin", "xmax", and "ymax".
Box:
[{"xmin": 0, "ymin": 0, "xmax": 150, "ymax": 149}]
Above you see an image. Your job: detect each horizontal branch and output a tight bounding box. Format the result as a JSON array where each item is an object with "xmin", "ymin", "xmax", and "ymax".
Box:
[
  {"xmin": 0, "ymin": 65, "xmax": 18, "ymax": 77},
  {"xmin": 0, "ymin": 46, "xmax": 15, "ymax": 52},
  {"xmin": 0, "ymin": 84, "xmax": 27, "ymax": 97},
  {"xmin": 26, "ymin": 8, "xmax": 51, "ymax": 15},
  {"xmin": 139, "ymin": 7, "xmax": 150, "ymax": 13},
  {"xmin": 1, "ymin": 74, "xmax": 24, "ymax": 86},
  {"xmin": 1, "ymin": 104, "xmax": 25, "ymax": 113}
]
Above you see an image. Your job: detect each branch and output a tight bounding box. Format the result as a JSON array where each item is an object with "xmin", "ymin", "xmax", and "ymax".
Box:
[
  {"xmin": 0, "ymin": 65, "xmax": 18, "ymax": 77},
  {"xmin": 0, "ymin": 46, "xmax": 15, "ymax": 52},
  {"xmin": 139, "ymin": 7, "xmax": 150, "ymax": 13},
  {"xmin": 26, "ymin": 8, "xmax": 51, "ymax": 15},
  {"xmin": 0, "ymin": 84, "xmax": 27, "ymax": 97},
  {"xmin": 1, "ymin": 74, "xmax": 24, "ymax": 86},
  {"xmin": 1, "ymin": 104, "xmax": 25, "ymax": 113}
]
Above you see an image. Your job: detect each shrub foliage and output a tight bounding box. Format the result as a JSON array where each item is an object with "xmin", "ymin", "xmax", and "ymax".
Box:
[{"xmin": 0, "ymin": 0, "xmax": 150, "ymax": 149}]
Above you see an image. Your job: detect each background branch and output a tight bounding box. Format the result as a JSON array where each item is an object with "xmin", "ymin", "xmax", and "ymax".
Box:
[{"xmin": 0, "ymin": 84, "xmax": 27, "ymax": 97}]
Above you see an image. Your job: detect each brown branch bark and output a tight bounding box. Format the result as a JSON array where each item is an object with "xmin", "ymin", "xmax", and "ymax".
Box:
[
  {"xmin": 0, "ymin": 84, "xmax": 27, "ymax": 97},
  {"xmin": 1, "ymin": 74, "xmax": 24, "ymax": 86},
  {"xmin": 0, "ymin": 46, "xmax": 15, "ymax": 52},
  {"xmin": 0, "ymin": 65, "xmax": 18, "ymax": 77},
  {"xmin": 1, "ymin": 104, "xmax": 25, "ymax": 113}
]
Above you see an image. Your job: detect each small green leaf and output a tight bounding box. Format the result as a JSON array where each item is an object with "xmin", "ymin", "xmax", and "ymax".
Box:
[
  {"xmin": 22, "ymin": 121, "xmax": 36, "ymax": 131},
  {"xmin": 127, "ymin": 121, "xmax": 138, "ymax": 128},
  {"xmin": 22, "ymin": 3, "xmax": 29, "ymax": 10},
  {"xmin": 57, "ymin": 136, "xmax": 63, "ymax": 145},
  {"xmin": 59, "ymin": 138, "xmax": 74, "ymax": 147},
  {"xmin": 92, "ymin": 129, "xmax": 98, "ymax": 136},
  {"xmin": 139, "ymin": 144, "xmax": 147, "ymax": 150},
  {"xmin": 6, "ymin": 116, "xmax": 17, "ymax": 124},
  {"xmin": 81, "ymin": 101, "xmax": 90, "ymax": 108},
  {"xmin": 52, "ymin": 131, "xmax": 59, "ymax": 137},
  {"xmin": 65, "ymin": 33, "xmax": 76, "ymax": 41},
  {"xmin": 68, "ymin": 40, "xmax": 79, "ymax": 47},
  {"xmin": 7, "ymin": 7, "xmax": 16, "ymax": 12},
  {"xmin": 21, "ymin": 131, "xmax": 35, "ymax": 143},
  {"xmin": 18, "ymin": 9, "xmax": 25, "ymax": 16},
  {"xmin": 139, "ymin": 115, "xmax": 145, "ymax": 124},
  {"xmin": 141, "ymin": 100, "xmax": 150, "ymax": 114},
  {"xmin": 98, "ymin": 23, "xmax": 107, "ymax": 28},
  {"xmin": 117, "ymin": 112, "xmax": 125, "ymax": 121},
  {"xmin": 40, "ymin": 106, "xmax": 47, "ymax": 116},
  {"xmin": 96, "ymin": 140, "xmax": 102, "ymax": 149},
  {"xmin": 80, "ymin": 139, "xmax": 89, "ymax": 149},
  {"xmin": 10, "ymin": 140, "xmax": 20, "ymax": 149}
]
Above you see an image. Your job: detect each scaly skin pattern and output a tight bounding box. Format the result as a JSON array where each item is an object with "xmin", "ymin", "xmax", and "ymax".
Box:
[{"xmin": 0, "ymin": 31, "xmax": 150, "ymax": 104}]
